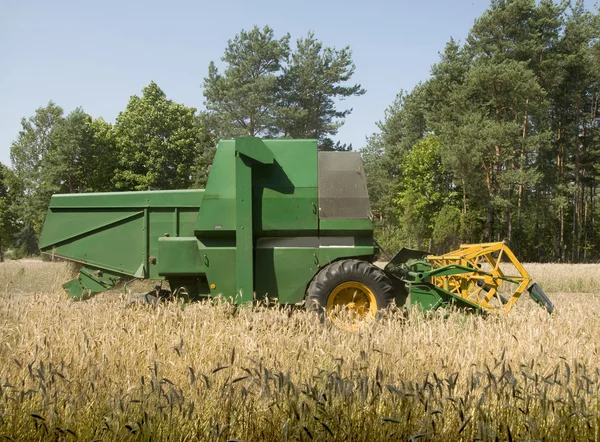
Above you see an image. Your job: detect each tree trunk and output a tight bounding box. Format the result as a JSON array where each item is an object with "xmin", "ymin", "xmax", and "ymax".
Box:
[
  {"xmin": 507, "ymin": 208, "xmax": 512, "ymax": 242},
  {"xmin": 560, "ymin": 205, "xmax": 565, "ymax": 262},
  {"xmin": 573, "ymin": 97, "xmax": 582, "ymax": 262},
  {"xmin": 486, "ymin": 204, "xmax": 494, "ymax": 242},
  {"xmin": 483, "ymin": 160, "xmax": 494, "ymax": 241},
  {"xmin": 461, "ymin": 178, "xmax": 467, "ymax": 214},
  {"xmin": 518, "ymin": 99, "xmax": 528, "ymax": 223},
  {"xmin": 557, "ymin": 127, "xmax": 565, "ymax": 261}
]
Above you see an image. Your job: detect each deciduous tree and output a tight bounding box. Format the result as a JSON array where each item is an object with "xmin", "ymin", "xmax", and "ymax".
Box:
[{"xmin": 114, "ymin": 82, "xmax": 201, "ymax": 190}]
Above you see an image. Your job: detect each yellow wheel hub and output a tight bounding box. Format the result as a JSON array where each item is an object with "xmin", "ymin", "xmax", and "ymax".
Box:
[{"xmin": 327, "ymin": 281, "xmax": 377, "ymax": 326}]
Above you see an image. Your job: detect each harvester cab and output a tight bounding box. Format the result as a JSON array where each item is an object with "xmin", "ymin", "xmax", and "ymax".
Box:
[{"xmin": 39, "ymin": 137, "xmax": 553, "ymax": 325}]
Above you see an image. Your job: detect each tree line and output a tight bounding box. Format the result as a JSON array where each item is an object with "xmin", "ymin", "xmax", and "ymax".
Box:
[
  {"xmin": 0, "ymin": 26, "xmax": 364, "ymax": 259},
  {"xmin": 1, "ymin": 1, "xmax": 599, "ymax": 263},
  {"xmin": 363, "ymin": 0, "xmax": 600, "ymax": 262}
]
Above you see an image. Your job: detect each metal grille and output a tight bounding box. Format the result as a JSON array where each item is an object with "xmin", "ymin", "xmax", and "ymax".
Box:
[{"xmin": 318, "ymin": 152, "xmax": 371, "ymax": 219}]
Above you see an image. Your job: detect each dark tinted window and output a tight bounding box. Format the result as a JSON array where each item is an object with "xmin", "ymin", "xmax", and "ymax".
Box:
[{"xmin": 318, "ymin": 152, "xmax": 371, "ymax": 219}]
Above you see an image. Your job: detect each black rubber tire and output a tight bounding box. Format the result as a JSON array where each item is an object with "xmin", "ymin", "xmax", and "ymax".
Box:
[{"xmin": 305, "ymin": 259, "xmax": 395, "ymax": 318}]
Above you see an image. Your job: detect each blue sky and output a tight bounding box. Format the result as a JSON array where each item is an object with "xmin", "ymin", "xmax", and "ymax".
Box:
[{"xmin": 0, "ymin": 0, "xmax": 596, "ymax": 166}]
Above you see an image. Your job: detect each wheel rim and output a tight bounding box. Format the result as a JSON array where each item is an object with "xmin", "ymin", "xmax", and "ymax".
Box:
[{"xmin": 327, "ymin": 281, "xmax": 377, "ymax": 325}]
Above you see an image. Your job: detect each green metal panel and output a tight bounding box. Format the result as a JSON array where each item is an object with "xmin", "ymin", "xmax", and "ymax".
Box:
[
  {"xmin": 195, "ymin": 138, "xmax": 319, "ymax": 236},
  {"xmin": 39, "ymin": 209, "xmax": 143, "ymax": 250},
  {"xmin": 48, "ymin": 189, "xmax": 203, "ymax": 209},
  {"xmin": 254, "ymin": 236, "xmax": 375, "ymax": 304},
  {"xmin": 253, "ymin": 139, "xmax": 318, "ymax": 233},
  {"xmin": 148, "ymin": 209, "xmax": 177, "ymax": 278},
  {"xmin": 406, "ymin": 283, "xmax": 446, "ymax": 310},
  {"xmin": 234, "ymin": 138, "xmax": 274, "ymax": 302},
  {"xmin": 407, "ymin": 282, "xmax": 482, "ymax": 312},
  {"xmin": 194, "ymin": 141, "xmax": 236, "ymax": 235},
  {"xmin": 42, "ymin": 210, "xmax": 146, "ymax": 276},
  {"xmin": 200, "ymin": 242, "xmax": 237, "ymax": 300},
  {"xmin": 236, "ymin": 137, "xmax": 275, "ymax": 164},
  {"xmin": 179, "ymin": 208, "xmax": 200, "ymax": 236},
  {"xmin": 235, "ymin": 152, "xmax": 254, "ymax": 302},
  {"xmin": 157, "ymin": 237, "xmax": 204, "ymax": 276},
  {"xmin": 62, "ymin": 267, "xmax": 123, "ymax": 300},
  {"xmin": 255, "ymin": 187, "xmax": 318, "ymax": 233},
  {"xmin": 318, "ymin": 246, "xmax": 375, "ymax": 267},
  {"xmin": 255, "ymin": 247, "xmax": 318, "ymax": 304},
  {"xmin": 253, "ymin": 139, "xmax": 317, "ymax": 187},
  {"xmin": 40, "ymin": 190, "xmax": 203, "ymax": 279},
  {"xmin": 319, "ymin": 218, "xmax": 373, "ymax": 234}
]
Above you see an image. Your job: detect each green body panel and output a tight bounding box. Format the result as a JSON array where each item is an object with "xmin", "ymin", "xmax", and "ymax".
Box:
[
  {"xmin": 44, "ymin": 189, "xmax": 204, "ymax": 209},
  {"xmin": 407, "ymin": 282, "xmax": 482, "ymax": 312},
  {"xmin": 253, "ymin": 241, "xmax": 374, "ymax": 304},
  {"xmin": 62, "ymin": 266, "xmax": 123, "ymax": 300},
  {"xmin": 157, "ymin": 236, "xmax": 373, "ymax": 304},
  {"xmin": 40, "ymin": 190, "xmax": 203, "ymax": 279},
  {"xmin": 40, "ymin": 137, "xmax": 378, "ymax": 304},
  {"xmin": 319, "ymin": 218, "xmax": 373, "ymax": 234},
  {"xmin": 233, "ymin": 138, "xmax": 275, "ymax": 301},
  {"xmin": 202, "ymin": 244, "xmax": 237, "ymax": 300},
  {"xmin": 39, "ymin": 135, "xmax": 496, "ymax": 315},
  {"xmin": 256, "ymin": 187, "xmax": 318, "ymax": 233},
  {"xmin": 43, "ymin": 210, "xmax": 146, "ymax": 276},
  {"xmin": 194, "ymin": 142, "xmax": 236, "ymax": 235},
  {"xmin": 194, "ymin": 139, "xmax": 318, "ymax": 236},
  {"xmin": 235, "ymin": 153, "xmax": 255, "ymax": 302},
  {"xmin": 384, "ymin": 248, "xmax": 486, "ymax": 313},
  {"xmin": 319, "ymin": 246, "xmax": 374, "ymax": 266},
  {"xmin": 254, "ymin": 247, "xmax": 318, "ymax": 304},
  {"xmin": 158, "ymin": 237, "xmax": 205, "ymax": 276}
]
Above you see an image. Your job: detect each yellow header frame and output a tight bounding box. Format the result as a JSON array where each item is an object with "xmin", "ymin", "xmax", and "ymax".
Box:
[{"xmin": 427, "ymin": 241, "xmax": 531, "ymax": 313}]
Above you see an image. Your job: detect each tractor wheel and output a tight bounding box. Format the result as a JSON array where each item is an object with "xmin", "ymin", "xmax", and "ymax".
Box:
[{"xmin": 306, "ymin": 259, "xmax": 395, "ymax": 328}]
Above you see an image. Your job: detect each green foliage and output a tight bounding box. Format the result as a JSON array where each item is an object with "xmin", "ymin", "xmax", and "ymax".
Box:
[
  {"xmin": 114, "ymin": 82, "xmax": 202, "ymax": 191},
  {"xmin": 44, "ymin": 108, "xmax": 118, "ymax": 194},
  {"xmin": 396, "ymin": 135, "xmax": 452, "ymax": 250},
  {"xmin": 278, "ymin": 32, "xmax": 365, "ymax": 148},
  {"xmin": 364, "ymin": 1, "xmax": 600, "ymax": 261},
  {"xmin": 432, "ymin": 206, "xmax": 462, "ymax": 253},
  {"xmin": 203, "ymin": 26, "xmax": 290, "ymax": 138},
  {"xmin": 9, "ymin": 102, "xmax": 64, "ymax": 236},
  {"xmin": 4, "ymin": 13, "xmax": 599, "ymax": 263},
  {"xmin": 190, "ymin": 112, "xmax": 218, "ymax": 189},
  {"xmin": 0, "ymin": 165, "xmax": 19, "ymax": 260},
  {"xmin": 86, "ymin": 118, "xmax": 119, "ymax": 192},
  {"xmin": 203, "ymin": 27, "xmax": 364, "ymax": 149},
  {"xmin": 361, "ymin": 88, "xmax": 429, "ymax": 252}
]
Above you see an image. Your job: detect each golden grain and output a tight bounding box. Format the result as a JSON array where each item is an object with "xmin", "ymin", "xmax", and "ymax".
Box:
[{"xmin": 0, "ymin": 261, "xmax": 599, "ymax": 440}]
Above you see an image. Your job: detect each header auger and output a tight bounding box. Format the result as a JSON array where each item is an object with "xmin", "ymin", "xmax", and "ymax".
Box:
[{"xmin": 39, "ymin": 137, "xmax": 553, "ymax": 327}]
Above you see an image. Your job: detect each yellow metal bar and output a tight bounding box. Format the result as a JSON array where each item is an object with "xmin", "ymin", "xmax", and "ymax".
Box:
[{"xmin": 425, "ymin": 241, "xmax": 532, "ymax": 314}]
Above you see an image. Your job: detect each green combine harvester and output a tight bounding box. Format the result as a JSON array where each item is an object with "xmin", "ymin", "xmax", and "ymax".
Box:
[{"xmin": 39, "ymin": 137, "xmax": 553, "ymax": 325}]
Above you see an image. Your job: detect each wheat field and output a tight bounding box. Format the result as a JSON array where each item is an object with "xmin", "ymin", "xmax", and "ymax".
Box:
[{"xmin": 1, "ymin": 261, "xmax": 600, "ymax": 441}]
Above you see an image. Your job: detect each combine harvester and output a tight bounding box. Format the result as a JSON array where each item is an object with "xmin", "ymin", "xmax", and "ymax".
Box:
[{"xmin": 39, "ymin": 138, "xmax": 553, "ymax": 325}]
